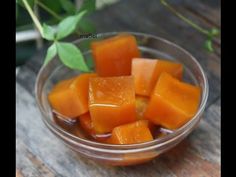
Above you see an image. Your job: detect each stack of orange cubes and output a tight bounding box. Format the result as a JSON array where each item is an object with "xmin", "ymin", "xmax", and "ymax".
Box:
[{"xmin": 48, "ymin": 34, "xmax": 201, "ymax": 145}]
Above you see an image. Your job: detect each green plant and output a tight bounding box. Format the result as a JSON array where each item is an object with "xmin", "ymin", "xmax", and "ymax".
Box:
[
  {"xmin": 16, "ymin": 0, "xmax": 96, "ymax": 71},
  {"xmin": 160, "ymin": 0, "xmax": 220, "ymax": 52}
]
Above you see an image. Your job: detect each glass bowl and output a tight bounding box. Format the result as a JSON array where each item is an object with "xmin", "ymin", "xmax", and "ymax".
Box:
[{"xmin": 35, "ymin": 32, "xmax": 208, "ymax": 166}]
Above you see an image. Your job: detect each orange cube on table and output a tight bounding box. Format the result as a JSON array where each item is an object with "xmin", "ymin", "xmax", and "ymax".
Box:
[
  {"xmin": 144, "ymin": 72, "xmax": 201, "ymax": 129},
  {"xmin": 132, "ymin": 58, "xmax": 183, "ymax": 96},
  {"xmin": 48, "ymin": 73, "xmax": 97, "ymax": 118},
  {"xmin": 89, "ymin": 76, "xmax": 136, "ymax": 134},
  {"xmin": 91, "ymin": 34, "xmax": 141, "ymax": 77},
  {"xmin": 107, "ymin": 120, "xmax": 153, "ymax": 144}
]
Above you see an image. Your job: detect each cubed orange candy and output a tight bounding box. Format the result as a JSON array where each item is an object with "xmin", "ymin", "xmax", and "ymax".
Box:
[
  {"xmin": 132, "ymin": 58, "xmax": 183, "ymax": 96},
  {"xmin": 91, "ymin": 34, "xmax": 141, "ymax": 76},
  {"xmin": 89, "ymin": 76, "xmax": 136, "ymax": 134},
  {"xmin": 107, "ymin": 120, "xmax": 153, "ymax": 144},
  {"xmin": 132, "ymin": 59, "xmax": 157, "ymax": 96},
  {"xmin": 144, "ymin": 72, "xmax": 201, "ymax": 129},
  {"xmin": 48, "ymin": 73, "xmax": 97, "ymax": 118}
]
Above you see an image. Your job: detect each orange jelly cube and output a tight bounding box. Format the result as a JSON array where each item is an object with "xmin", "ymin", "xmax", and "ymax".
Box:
[
  {"xmin": 48, "ymin": 73, "xmax": 97, "ymax": 118},
  {"xmin": 132, "ymin": 58, "xmax": 183, "ymax": 96},
  {"xmin": 91, "ymin": 34, "xmax": 141, "ymax": 76},
  {"xmin": 144, "ymin": 72, "xmax": 201, "ymax": 129},
  {"xmin": 108, "ymin": 120, "xmax": 153, "ymax": 144},
  {"xmin": 89, "ymin": 76, "xmax": 136, "ymax": 133}
]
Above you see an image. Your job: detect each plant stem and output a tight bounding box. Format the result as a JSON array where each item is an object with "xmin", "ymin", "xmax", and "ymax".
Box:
[
  {"xmin": 22, "ymin": 0, "xmax": 43, "ymax": 36},
  {"xmin": 34, "ymin": 0, "xmax": 43, "ymax": 49},
  {"xmin": 160, "ymin": 0, "xmax": 209, "ymax": 36},
  {"xmin": 36, "ymin": 1, "xmax": 62, "ymax": 21},
  {"xmin": 35, "ymin": 1, "xmax": 81, "ymax": 36}
]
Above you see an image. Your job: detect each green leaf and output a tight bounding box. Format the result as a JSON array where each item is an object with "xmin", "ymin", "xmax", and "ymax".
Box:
[
  {"xmin": 17, "ymin": 0, "xmax": 34, "ymax": 8},
  {"xmin": 77, "ymin": 18, "xmax": 96, "ymax": 33},
  {"xmin": 42, "ymin": 23, "xmax": 55, "ymax": 40},
  {"xmin": 204, "ymin": 39, "xmax": 214, "ymax": 52},
  {"xmin": 210, "ymin": 28, "xmax": 220, "ymax": 36},
  {"xmin": 79, "ymin": 0, "xmax": 96, "ymax": 13},
  {"xmin": 56, "ymin": 10, "xmax": 87, "ymax": 40},
  {"xmin": 59, "ymin": 0, "xmax": 76, "ymax": 15},
  {"xmin": 44, "ymin": 43, "xmax": 57, "ymax": 65},
  {"xmin": 56, "ymin": 42, "xmax": 90, "ymax": 71}
]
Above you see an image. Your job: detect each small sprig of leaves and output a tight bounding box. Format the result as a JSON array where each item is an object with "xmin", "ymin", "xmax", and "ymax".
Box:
[
  {"xmin": 19, "ymin": 0, "xmax": 96, "ymax": 72},
  {"xmin": 160, "ymin": 0, "xmax": 220, "ymax": 53},
  {"xmin": 204, "ymin": 28, "xmax": 220, "ymax": 52}
]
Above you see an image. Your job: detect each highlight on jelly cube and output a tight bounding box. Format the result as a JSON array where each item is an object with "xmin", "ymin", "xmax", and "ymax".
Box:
[
  {"xmin": 144, "ymin": 72, "xmax": 201, "ymax": 129},
  {"xmin": 89, "ymin": 76, "xmax": 136, "ymax": 134},
  {"xmin": 91, "ymin": 34, "xmax": 141, "ymax": 77},
  {"xmin": 132, "ymin": 58, "xmax": 183, "ymax": 96},
  {"xmin": 48, "ymin": 73, "xmax": 97, "ymax": 118},
  {"xmin": 107, "ymin": 120, "xmax": 153, "ymax": 144}
]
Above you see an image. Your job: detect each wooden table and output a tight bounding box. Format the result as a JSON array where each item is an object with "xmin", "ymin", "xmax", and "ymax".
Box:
[{"xmin": 16, "ymin": 0, "xmax": 220, "ymax": 176}]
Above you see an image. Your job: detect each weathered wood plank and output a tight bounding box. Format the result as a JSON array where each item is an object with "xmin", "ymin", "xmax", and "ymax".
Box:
[
  {"xmin": 159, "ymin": 141, "xmax": 220, "ymax": 177},
  {"xmin": 16, "ymin": 139, "xmax": 57, "ymax": 177},
  {"xmin": 16, "ymin": 169, "xmax": 24, "ymax": 177},
  {"xmin": 174, "ymin": 5, "xmax": 220, "ymax": 50},
  {"xmin": 187, "ymin": 99, "xmax": 221, "ymax": 164},
  {"xmin": 181, "ymin": 0, "xmax": 221, "ymax": 56},
  {"xmin": 184, "ymin": 0, "xmax": 221, "ymax": 27},
  {"xmin": 16, "ymin": 66, "xmax": 37, "ymax": 96}
]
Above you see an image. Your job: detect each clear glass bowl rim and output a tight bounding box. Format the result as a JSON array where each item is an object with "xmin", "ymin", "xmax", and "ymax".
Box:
[{"xmin": 35, "ymin": 31, "xmax": 209, "ymax": 154}]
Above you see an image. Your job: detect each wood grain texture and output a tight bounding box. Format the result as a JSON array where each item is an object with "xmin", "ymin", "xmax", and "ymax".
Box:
[
  {"xmin": 16, "ymin": 139, "xmax": 57, "ymax": 177},
  {"xmin": 184, "ymin": 0, "xmax": 221, "ymax": 28},
  {"xmin": 187, "ymin": 100, "xmax": 220, "ymax": 164},
  {"xmin": 16, "ymin": 0, "xmax": 220, "ymax": 176}
]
